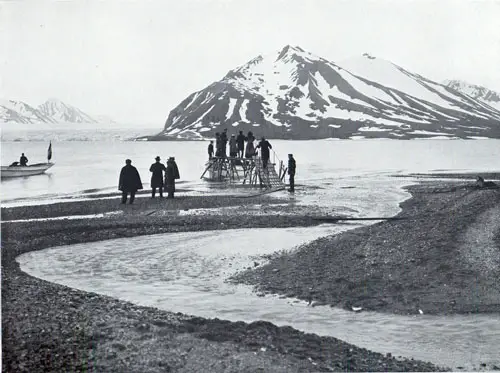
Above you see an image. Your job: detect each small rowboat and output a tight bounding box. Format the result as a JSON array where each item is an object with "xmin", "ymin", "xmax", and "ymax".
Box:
[
  {"xmin": 1, "ymin": 142, "xmax": 54, "ymax": 178},
  {"xmin": 1, "ymin": 162, "xmax": 55, "ymax": 178}
]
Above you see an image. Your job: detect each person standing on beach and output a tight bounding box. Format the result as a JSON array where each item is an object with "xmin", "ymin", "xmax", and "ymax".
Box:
[
  {"xmin": 208, "ymin": 141, "xmax": 214, "ymax": 160},
  {"xmin": 19, "ymin": 153, "xmax": 28, "ymax": 166},
  {"xmin": 256, "ymin": 137, "xmax": 272, "ymax": 169},
  {"xmin": 119, "ymin": 159, "xmax": 143, "ymax": 204},
  {"xmin": 236, "ymin": 130, "xmax": 246, "ymax": 158},
  {"xmin": 149, "ymin": 156, "xmax": 166, "ymax": 198},
  {"xmin": 288, "ymin": 154, "xmax": 296, "ymax": 192},
  {"xmin": 165, "ymin": 157, "xmax": 180, "ymax": 199}
]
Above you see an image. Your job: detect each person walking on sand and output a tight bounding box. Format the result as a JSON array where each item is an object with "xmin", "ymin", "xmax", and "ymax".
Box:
[
  {"xmin": 119, "ymin": 159, "xmax": 143, "ymax": 204},
  {"xmin": 19, "ymin": 153, "xmax": 28, "ymax": 166},
  {"xmin": 149, "ymin": 156, "xmax": 166, "ymax": 198},
  {"xmin": 288, "ymin": 154, "xmax": 296, "ymax": 192},
  {"xmin": 165, "ymin": 157, "xmax": 180, "ymax": 199},
  {"xmin": 229, "ymin": 134, "xmax": 238, "ymax": 158},
  {"xmin": 208, "ymin": 141, "xmax": 214, "ymax": 160},
  {"xmin": 236, "ymin": 130, "xmax": 246, "ymax": 158},
  {"xmin": 256, "ymin": 137, "xmax": 272, "ymax": 169}
]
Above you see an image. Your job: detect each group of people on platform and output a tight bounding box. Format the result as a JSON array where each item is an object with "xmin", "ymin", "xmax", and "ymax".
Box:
[
  {"xmin": 208, "ymin": 129, "xmax": 274, "ymax": 168},
  {"xmin": 207, "ymin": 130, "xmax": 296, "ymax": 192},
  {"xmin": 118, "ymin": 156, "xmax": 180, "ymax": 204}
]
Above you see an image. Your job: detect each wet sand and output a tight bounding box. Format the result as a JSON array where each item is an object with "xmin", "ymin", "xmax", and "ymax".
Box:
[{"xmin": 0, "ymin": 192, "xmax": 446, "ymax": 372}]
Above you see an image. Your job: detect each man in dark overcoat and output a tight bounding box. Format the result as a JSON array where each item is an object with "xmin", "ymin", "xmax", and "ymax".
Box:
[
  {"xmin": 255, "ymin": 137, "xmax": 272, "ymax": 169},
  {"xmin": 149, "ymin": 156, "xmax": 166, "ymax": 198},
  {"xmin": 119, "ymin": 159, "xmax": 143, "ymax": 204},
  {"xmin": 287, "ymin": 154, "xmax": 296, "ymax": 192},
  {"xmin": 236, "ymin": 130, "xmax": 246, "ymax": 158},
  {"xmin": 165, "ymin": 157, "xmax": 180, "ymax": 199}
]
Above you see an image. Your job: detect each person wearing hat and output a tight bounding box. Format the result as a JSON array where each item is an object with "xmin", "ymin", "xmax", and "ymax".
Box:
[
  {"xmin": 119, "ymin": 159, "xmax": 143, "ymax": 204},
  {"xmin": 165, "ymin": 157, "xmax": 180, "ymax": 199},
  {"xmin": 149, "ymin": 156, "xmax": 167, "ymax": 198},
  {"xmin": 287, "ymin": 154, "xmax": 296, "ymax": 192}
]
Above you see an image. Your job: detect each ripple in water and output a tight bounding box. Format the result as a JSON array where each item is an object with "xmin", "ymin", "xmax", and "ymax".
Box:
[{"xmin": 17, "ymin": 227, "xmax": 500, "ymax": 371}]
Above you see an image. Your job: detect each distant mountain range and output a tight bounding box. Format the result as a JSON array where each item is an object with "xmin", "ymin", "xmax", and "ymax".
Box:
[
  {"xmin": 443, "ymin": 80, "xmax": 500, "ymax": 112},
  {"xmin": 0, "ymin": 98, "xmax": 101, "ymax": 124},
  {"xmin": 153, "ymin": 45, "xmax": 500, "ymax": 140}
]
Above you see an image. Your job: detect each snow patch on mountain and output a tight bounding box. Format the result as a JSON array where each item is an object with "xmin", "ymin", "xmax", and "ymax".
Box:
[
  {"xmin": 156, "ymin": 45, "xmax": 500, "ymax": 140},
  {"xmin": 1, "ymin": 98, "xmax": 111, "ymax": 126},
  {"xmin": 38, "ymin": 98, "xmax": 97, "ymax": 123},
  {"xmin": 444, "ymin": 80, "xmax": 500, "ymax": 112}
]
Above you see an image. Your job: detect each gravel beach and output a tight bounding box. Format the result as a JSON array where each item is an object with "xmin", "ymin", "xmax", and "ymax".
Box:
[
  {"xmin": 233, "ymin": 180, "xmax": 500, "ymax": 315},
  {"xmin": 1, "ymin": 185, "xmax": 480, "ymax": 372}
]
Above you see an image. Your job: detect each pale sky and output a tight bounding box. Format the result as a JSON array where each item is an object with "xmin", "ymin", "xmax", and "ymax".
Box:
[{"xmin": 1, "ymin": 0, "xmax": 500, "ymax": 125}]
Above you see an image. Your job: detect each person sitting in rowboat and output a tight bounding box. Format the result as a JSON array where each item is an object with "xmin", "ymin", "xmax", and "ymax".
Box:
[{"xmin": 19, "ymin": 153, "xmax": 28, "ymax": 166}]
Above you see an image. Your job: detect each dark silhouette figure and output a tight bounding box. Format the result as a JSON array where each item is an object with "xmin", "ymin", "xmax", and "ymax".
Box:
[
  {"xmin": 119, "ymin": 159, "xmax": 143, "ymax": 204},
  {"xmin": 245, "ymin": 131, "xmax": 256, "ymax": 159},
  {"xmin": 220, "ymin": 129, "xmax": 228, "ymax": 157},
  {"xmin": 256, "ymin": 137, "xmax": 272, "ymax": 168},
  {"xmin": 165, "ymin": 157, "xmax": 180, "ymax": 198},
  {"xmin": 288, "ymin": 154, "xmax": 296, "ymax": 192},
  {"xmin": 19, "ymin": 153, "xmax": 28, "ymax": 166},
  {"xmin": 208, "ymin": 141, "xmax": 214, "ymax": 160},
  {"xmin": 229, "ymin": 134, "xmax": 238, "ymax": 157},
  {"xmin": 149, "ymin": 156, "xmax": 166, "ymax": 198},
  {"xmin": 236, "ymin": 131, "xmax": 246, "ymax": 158},
  {"xmin": 215, "ymin": 132, "xmax": 221, "ymax": 157}
]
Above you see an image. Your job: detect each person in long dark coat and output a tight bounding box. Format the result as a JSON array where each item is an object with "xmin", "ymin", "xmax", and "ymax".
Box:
[
  {"xmin": 236, "ymin": 131, "xmax": 246, "ymax": 158},
  {"xmin": 165, "ymin": 157, "xmax": 180, "ymax": 198},
  {"xmin": 245, "ymin": 131, "xmax": 256, "ymax": 159},
  {"xmin": 220, "ymin": 129, "xmax": 228, "ymax": 157},
  {"xmin": 215, "ymin": 133, "xmax": 221, "ymax": 157},
  {"xmin": 149, "ymin": 156, "xmax": 166, "ymax": 198},
  {"xmin": 229, "ymin": 134, "xmax": 238, "ymax": 157},
  {"xmin": 287, "ymin": 154, "xmax": 296, "ymax": 192},
  {"xmin": 119, "ymin": 159, "xmax": 143, "ymax": 204},
  {"xmin": 256, "ymin": 137, "xmax": 272, "ymax": 168}
]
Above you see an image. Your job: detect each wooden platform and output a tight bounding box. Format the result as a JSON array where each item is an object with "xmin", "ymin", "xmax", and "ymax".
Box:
[{"xmin": 201, "ymin": 156, "xmax": 286, "ymax": 189}]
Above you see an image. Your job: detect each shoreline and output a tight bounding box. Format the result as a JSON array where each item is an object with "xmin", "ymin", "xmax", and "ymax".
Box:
[
  {"xmin": 4, "ymin": 175, "xmax": 500, "ymax": 371},
  {"xmin": 1, "ymin": 190, "xmax": 447, "ymax": 372},
  {"xmin": 232, "ymin": 181, "xmax": 500, "ymax": 315}
]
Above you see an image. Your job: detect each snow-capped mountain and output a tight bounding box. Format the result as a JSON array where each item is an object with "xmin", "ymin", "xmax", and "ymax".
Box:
[
  {"xmin": 38, "ymin": 98, "xmax": 98, "ymax": 123},
  {"xmin": 0, "ymin": 99, "xmax": 56, "ymax": 124},
  {"xmin": 158, "ymin": 46, "xmax": 500, "ymax": 140},
  {"xmin": 1, "ymin": 98, "xmax": 99, "ymax": 125},
  {"xmin": 444, "ymin": 80, "xmax": 500, "ymax": 112}
]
